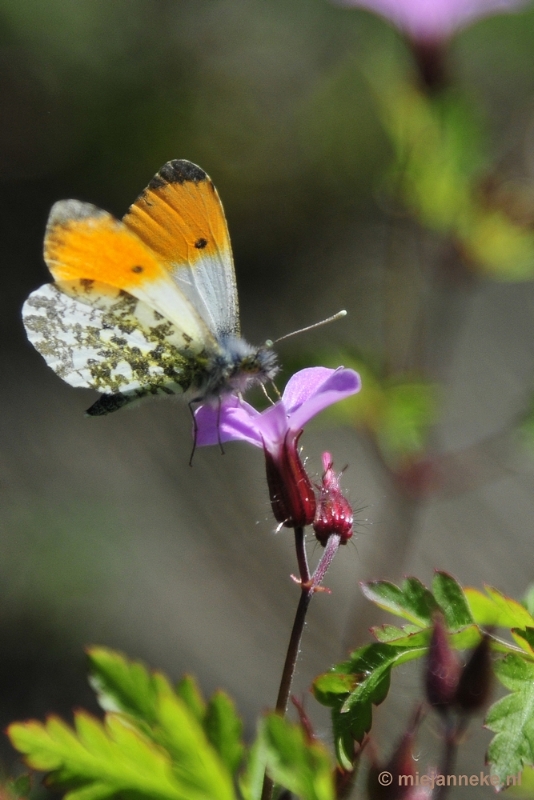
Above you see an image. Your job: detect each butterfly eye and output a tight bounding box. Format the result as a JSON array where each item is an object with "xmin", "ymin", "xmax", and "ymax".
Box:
[{"xmin": 194, "ymin": 238, "xmax": 208, "ymax": 249}]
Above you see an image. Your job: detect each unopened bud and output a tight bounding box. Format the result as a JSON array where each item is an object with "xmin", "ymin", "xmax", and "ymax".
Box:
[
  {"xmin": 313, "ymin": 453, "xmax": 353, "ymax": 546},
  {"xmin": 454, "ymin": 633, "xmax": 492, "ymax": 714},
  {"xmin": 264, "ymin": 431, "xmax": 316, "ymax": 528},
  {"xmin": 425, "ymin": 614, "xmax": 461, "ymax": 714},
  {"xmin": 368, "ymin": 706, "xmax": 425, "ymax": 800}
]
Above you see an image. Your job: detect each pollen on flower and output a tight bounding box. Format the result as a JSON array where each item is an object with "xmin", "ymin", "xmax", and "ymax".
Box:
[{"xmin": 313, "ymin": 452, "xmax": 353, "ymax": 546}]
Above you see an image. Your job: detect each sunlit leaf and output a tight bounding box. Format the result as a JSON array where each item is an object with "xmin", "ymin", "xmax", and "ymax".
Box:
[
  {"xmin": 432, "ymin": 571, "xmax": 473, "ymax": 630},
  {"xmin": 260, "ymin": 715, "xmax": 334, "ymax": 800},
  {"xmin": 361, "ymin": 577, "xmax": 439, "ymax": 625},
  {"xmin": 204, "ymin": 691, "xmax": 244, "ymax": 775}
]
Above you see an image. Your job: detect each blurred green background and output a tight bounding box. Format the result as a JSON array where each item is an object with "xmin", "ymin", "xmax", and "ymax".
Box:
[{"xmin": 3, "ymin": 0, "xmax": 534, "ymax": 794}]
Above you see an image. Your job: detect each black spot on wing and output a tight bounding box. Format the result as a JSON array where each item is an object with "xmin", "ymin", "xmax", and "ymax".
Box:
[
  {"xmin": 194, "ymin": 238, "xmax": 208, "ymax": 249},
  {"xmin": 149, "ymin": 160, "xmax": 207, "ymax": 189}
]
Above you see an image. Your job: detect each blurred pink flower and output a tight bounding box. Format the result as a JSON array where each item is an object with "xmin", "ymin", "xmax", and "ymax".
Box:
[{"xmin": 339, "ymin": 0, "xmax": 529, "ymax": 41}]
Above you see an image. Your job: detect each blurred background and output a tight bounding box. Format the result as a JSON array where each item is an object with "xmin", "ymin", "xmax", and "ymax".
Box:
[{"xmin": 3, "ymin": 0, "xmax": 534, "ymax": 795}]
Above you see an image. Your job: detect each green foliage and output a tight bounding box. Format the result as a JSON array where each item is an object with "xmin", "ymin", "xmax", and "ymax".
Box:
[
  {"xmin": 205, "ymin": 692, "xmax": 245, "ymax": 775},
  {"xmin": 486, "ymin": 655, "xmax": 534, "ymax": 787},
  {"xmin": 314, "ymin": 573, "xmax": 534, "ymax": 769},
  {"xmin": 9, "ymin": 648, "xmax": 333, "ymax": 800},
  {"xmin": 259, "ymin": 715, "xmax": 334, "ymax": 800},
  {"xmin": 368, "ymin": 54, "xmax": 534, "ymax": 280},
  {"xmin": 313, "ymin": 643, "xmax": 426, "ymax": 768},
  {"xmin": 464, "ymin": 586, "xmax": 534, "ymax": 629}
]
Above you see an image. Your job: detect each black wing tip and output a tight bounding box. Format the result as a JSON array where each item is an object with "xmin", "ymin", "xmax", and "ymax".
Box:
[
  {"xmin": 85, "ymin": 393, "xmax": 132, "ymax": 416},
  {"xmin": 148, "ymin": 160, "xmax": 207, "ymax": 189}
]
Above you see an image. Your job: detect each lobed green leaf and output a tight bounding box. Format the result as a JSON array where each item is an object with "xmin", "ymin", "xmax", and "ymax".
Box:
[
  {"xmin": 260, "ymin": 715, "xmax": 334, "ymax": 800},
  {"xmin": 486, "ymin": 654, "xmax": 534, "ymax": 787},
  {"xmin": 204, "ymin": 691, "xmax": 244, "ymax": 775},
  {"xmin": 10, "ymin": 650, "xmax": 237, "ymax": 800},
  {"xmin": 360, "ymin": 578, "xmax": 438, "ymax": 626},
  {"xmin": 432, "ymin": 572, "xmax": 473, "ymax": 629}
]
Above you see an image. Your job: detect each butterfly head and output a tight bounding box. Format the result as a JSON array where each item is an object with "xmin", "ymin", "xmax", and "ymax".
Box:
[{"xmin": 204, "ymin": 336, "xmax": 279, "ymax": 398}]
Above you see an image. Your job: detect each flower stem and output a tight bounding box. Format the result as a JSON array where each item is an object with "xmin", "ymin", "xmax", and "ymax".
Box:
[
  {"xmin": 310, "ymin": 534, "xmax": 341, "ymax": 590},
  {"xmin": 260, "ymin": 528, "xmax": 312, "ymax": 800},
  {"xmin": 275, "ymin": 587, "xmax": 313, "ymax": 713},
  {"xmin": 261, "ymin": 530, "xmax": 341, "ymax": 800}
]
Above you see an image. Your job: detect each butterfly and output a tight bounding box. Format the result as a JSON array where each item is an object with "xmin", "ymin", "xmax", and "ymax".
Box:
[{"xmin": 22, "ymin": 160, "xmax": 279, "ymax": 416}]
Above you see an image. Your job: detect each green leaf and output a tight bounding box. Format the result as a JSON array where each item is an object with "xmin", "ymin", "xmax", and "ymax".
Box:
[
  {"xmin": 512, "ymin": 628, "xmax": 534, "ymax": 655},
  {"xmin": 312, "ymin": 671, "xmax": 361, "ymax": 707},
  {"xmin": 465, "ymin": 587, "xmax": 534, "ymax": 628},
  {"xmin": 175, "ymin": 675, "xmax": 206, "ymax": 722},
  {"xmin": 10, "ymin": 651, "xmax": 237, "ymax": 800},
  {"xmin": 204, "ymin": 691, "xmax": 244, "ymax": 775},
  {"xmin": 361, "ymin": 578, "xmax": 439, "ymax": 626},
  {"xmin": 239, "ymin": 739, "xmax": 266, "ymax": 800},
  {"xmin": 432, "ymin": 572, "xmax": 473, "ymax": 630},
  {"xmin": 370, "ymin": 623, "xmax": 422, "ymax": 643},
  {"xmin": 523, "ymin": 585, "xmax": 534, "ymax": 618},
  {"xmin": 9, "ymin": 712, "xmax": 192, "ymax": 800},
  {"xmin": 486, "ymin": 654, "xmax": 534, "ymax": 787},
  {"xmin": 151, "ymin": 679, "xmax": 236, "ymax": 800},
  {"xmin": 506, "ymin": 765, "xmax": 534, "ymax": 796},
  {"xmin": 87, "ymin": 647, "xmax": 159, "ymax": 724},
  {"xmin": 260, "ymin": 715, "xmax": 334, "ymax": 800},
  {"xmin": 313, "ymin": 643, "xmax": 426, "ymax": 768}
]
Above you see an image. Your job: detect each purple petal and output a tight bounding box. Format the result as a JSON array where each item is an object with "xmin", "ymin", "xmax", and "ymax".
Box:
[
  {"xmin": 249, "ymin": 402, "xmax": 291, "ymax": 451},
  {"xmin": 337, "ymin": 0, "xmax": 528, "ymax": 40},
  {"xmin": 282, "ymin": 367, "xmax": 339, "ymax": 414},
  {"xmin": 287, "ymin": 368, "xmax": 361, "ymax": 432},
  {"xmin": 195, "ymin": 396, "xmax": 264, "ymax": 448}
]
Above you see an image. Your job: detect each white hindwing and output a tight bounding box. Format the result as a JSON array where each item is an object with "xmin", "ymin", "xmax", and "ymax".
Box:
[{"xmin": 22, "ymin": 281, "xmax": 196, "ymax": 400}]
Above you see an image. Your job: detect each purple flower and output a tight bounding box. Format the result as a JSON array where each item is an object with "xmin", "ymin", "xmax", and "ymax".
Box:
[
  {"xmin": 338, "ymin": 0, "xmax": 528, "ymax": 42},
  {"xmin": 195, "ymin": 367, "xmax": 361, "ymax": 528}
]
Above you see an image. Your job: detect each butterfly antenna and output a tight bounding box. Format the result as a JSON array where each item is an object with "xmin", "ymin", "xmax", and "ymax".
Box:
[{"xmin": 269, "ymin": 309, "xmax": 347, "ymax": 346}]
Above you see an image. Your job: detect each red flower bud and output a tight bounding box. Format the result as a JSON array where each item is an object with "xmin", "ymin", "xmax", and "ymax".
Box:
[
  {"xmin": 425, "ymin": 614, "xmax": 461, "ymax": 714},
  {"xmin": 313, "ymin": 453, "xmax": 353, "ymax": 546},
  {"xmin": 264, "ymin": 431, "xmax": 316, "ymax": 528},
  {"xmin": 454, "ymin": 633, "xmax": 493, "ymax": 714}
]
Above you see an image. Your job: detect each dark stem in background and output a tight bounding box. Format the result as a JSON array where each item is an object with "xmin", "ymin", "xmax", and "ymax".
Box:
[{"xmin": 433, "ymin": 717, "xmax": 465, "ymax": 800}]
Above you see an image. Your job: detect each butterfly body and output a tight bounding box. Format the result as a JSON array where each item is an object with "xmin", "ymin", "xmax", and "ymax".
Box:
[{"xmin": 23, "ymin": 160, "xmax": 279, "ymax": 414}]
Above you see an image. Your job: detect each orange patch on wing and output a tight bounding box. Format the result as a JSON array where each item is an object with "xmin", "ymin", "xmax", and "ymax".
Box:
[
  {"xmin": 45, "ymin": 214, "xmax": 168, "ymax": 293},
  {"xmin": 123, "ymin": 177, "xmax": 231, "ymax": 269}
]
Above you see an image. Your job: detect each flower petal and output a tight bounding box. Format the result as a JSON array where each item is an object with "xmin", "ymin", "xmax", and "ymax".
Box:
[
  {"xmin": 195, "ymin": 396, "xmax": 264, "ymax": 448},
  {"xmin": 250, "ymin": 402, "xmax": 291, "ymax": 451},
  {"xmin": 287, "ymin": 367, "xmax": 361, "ymax": 432},
  {"xmin": 282, "ymin": 367, "xmax": 339, "ymax": 414},
  {"xmin": 337, "ymin": 0, "xmax": 527, "ymax": 41}
]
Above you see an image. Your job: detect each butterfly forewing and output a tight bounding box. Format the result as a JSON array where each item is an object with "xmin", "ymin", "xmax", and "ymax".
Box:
[
  {"xmin": 22, "ymin": 282, "xmax": 196, "ymax": 410},
  {"xmin": 44, "ymin": 198, "xmax": 213, "ymax": 351},
  {"xmin": 123, "ymin": 160, "xmax": 240, "ymax": 339}
]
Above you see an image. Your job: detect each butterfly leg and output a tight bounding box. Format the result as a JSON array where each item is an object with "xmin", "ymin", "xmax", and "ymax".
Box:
[{"xmin": 188, "ymin": 400, "xmax": 199, "ymax": 467}]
